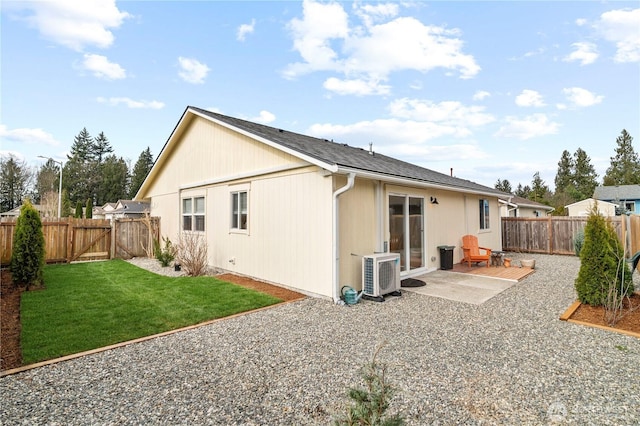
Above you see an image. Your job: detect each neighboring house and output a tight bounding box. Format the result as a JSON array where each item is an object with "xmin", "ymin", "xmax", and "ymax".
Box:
[
  {"xmin": 135, "ymin": 106, "xmax": 508, "ymax": 300},
  {"xmin": 593, "ymin": 184, "xmax": 640, "ymax": 215},
  {"xmin": 92, "ymin": 202, "xmax": 117, "ymax": 219},
  {"xmin": 0, "ymin": 204, "xmax": 50, "ymax": 219},
  {"xmin": 565, "ymin": 198, "xmax": 617, "ymax": 216},
  {"xmin": 499, "ymin": 195, "xmax": 554, "ymax": 217},
  {"xmin": 105, "ymin": 200, "xmax": 150, "ymax": 220}
]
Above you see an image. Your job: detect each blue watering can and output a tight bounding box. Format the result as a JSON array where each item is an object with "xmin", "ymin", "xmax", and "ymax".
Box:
[{"xmin": 341, "ymin": 286, "xmax": 363, "ymax": 305}]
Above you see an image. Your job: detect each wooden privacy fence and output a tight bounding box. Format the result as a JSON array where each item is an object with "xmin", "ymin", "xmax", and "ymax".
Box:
[
  {"xmin": 0, "ymin": 217, "xmax": 160, "ymax": 266},
  {"xmin": 502, "ymin": 215, "xmax": 640, "ymax": 256}
]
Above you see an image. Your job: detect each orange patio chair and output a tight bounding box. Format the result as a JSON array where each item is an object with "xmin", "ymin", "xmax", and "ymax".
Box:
[{"xmin": 461, "ymin": 234, "xmax": 492, "ymax": 268}]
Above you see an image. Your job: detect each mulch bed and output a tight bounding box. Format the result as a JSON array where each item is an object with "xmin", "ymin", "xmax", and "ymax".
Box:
[
  {"xmin": 0, "ymin": 269, "xmax": 305, "ymax": 371},
  {"xmin": 568, "ymin": 292, "xmax": 640, "ymax": 335}
]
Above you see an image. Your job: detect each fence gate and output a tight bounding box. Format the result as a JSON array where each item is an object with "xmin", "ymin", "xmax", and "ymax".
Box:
[
  {"xmin": 69, "ymin": 219, "xmax": 112, "ymax": 262},
  {"xmin": 112, "ymin": 217, "xmax": 159, "ymax": 259}
]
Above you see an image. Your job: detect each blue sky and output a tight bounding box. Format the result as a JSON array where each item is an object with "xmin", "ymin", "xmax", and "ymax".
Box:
[{"xmin": 1, "ymin": 1, "xmax": 639, "ymax": 189}]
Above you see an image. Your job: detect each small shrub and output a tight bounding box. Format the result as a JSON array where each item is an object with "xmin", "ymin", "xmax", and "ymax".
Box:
[
  {"xmin": 85, "ymin": 198, "xmax": 93, "ymax": 218},
  {"xmin": 10, "ymin": 200, "xmax": 46, "ymax": 288},
  {"xmin": 175, "ymin": 232, "xmax": 208, "ymax": 276},
  {"xmin": 573, "ymin": 229, "xmax": 584, "ymax": 256},
  {"xmin": 334, "ymin": 344, "xmax": 405, "ymax": 426},
  {"xmin": 154, "ymin": 236, "xmax": 176, "ymax": 267},
  {"xmin": 74, "ymin": 200, "xmax": 83, "ymax": 218}
]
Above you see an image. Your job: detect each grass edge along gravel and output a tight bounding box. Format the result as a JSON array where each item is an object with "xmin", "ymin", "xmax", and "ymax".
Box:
[{"xmin": 21, "ymin": 259, "xmax": 282, "ymax": 365}]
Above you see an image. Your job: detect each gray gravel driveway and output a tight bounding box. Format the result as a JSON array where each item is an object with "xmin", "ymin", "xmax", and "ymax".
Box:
[{"xmin": 1, "ymin": 253, "xmax": 639, "ymax": 425}]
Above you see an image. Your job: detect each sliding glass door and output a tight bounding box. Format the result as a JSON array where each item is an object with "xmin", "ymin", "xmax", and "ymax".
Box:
[{"xmin": 389, "ymin": 195, "xmax": 424, "ymax": 272}]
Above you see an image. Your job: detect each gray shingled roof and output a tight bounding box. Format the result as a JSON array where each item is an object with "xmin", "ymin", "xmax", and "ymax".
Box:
[
  {"xmin": 593, "ymin": 185, "xmax": 640, "ymax": 201},
  {"xmin": 189, "ymin": 106, "xmax": 506, "ymax": 197},
  {"xmin": 505, "ymin": 195, "xmax": 554, "ymax": 210}
]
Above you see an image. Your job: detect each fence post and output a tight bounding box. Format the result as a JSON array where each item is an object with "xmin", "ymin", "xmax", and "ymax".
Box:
[{"xmin": 66, "ymin": 218, "xmax": 73, "ymax": 263}]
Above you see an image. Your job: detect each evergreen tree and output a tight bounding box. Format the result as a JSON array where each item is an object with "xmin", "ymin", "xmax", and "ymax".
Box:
[
  {"xmin": 129, "ymin": 147, "xmax": 154, "ymax": 198},
  {"xmin": 10, "ymin": 200, "xmax": 45, "ymax": 288},
  {"xmin": 603, "ymin": 130, "xmax": 640, "ymax": 185},
  {"xmin": 0, "ymin": 154, "xmax": 33, "ymax": 213},
  {"xmin": 99, "ymin": 155, "xmax": 129, "ymax": 204},
  {"xmin": 68, "ymin": 127, "xmax": 94, "ymax": 162},
  {"xmin": 575, "ymin": 206, "xmax": 633, "ymax": 305},
  {"xmin": 529, "ymin": 172, "xmax": 550, "ymax": 203},
  {"xmin": 75, "ymin": 200, "xmax": 84, "ymax": 218},
  {"xmin": 494, "ymin": 178, "xmax": 512, "ymax": 194},
  {"xmin": 93, "ymin": 131, "xmax": 114, "ymax": 164},
  {"xmin": 85, "ymin": 198, "xmax": 93, "ymax": 218},
  {"xmin": 554, "ymin": 150, "xmax": 574, "ymax": 194},
  {"xmin": 573, "ymin": 148, "xmax": 599, "ymax": 199},
  {"xmin": 515, "ymin": 183, "xmax": 531, "ymax": 198}
]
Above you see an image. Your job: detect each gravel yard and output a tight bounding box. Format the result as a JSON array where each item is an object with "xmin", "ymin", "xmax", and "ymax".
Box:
[{"xmin": 1, "ymin": 254, "xmax": 639, "ymax": 425}]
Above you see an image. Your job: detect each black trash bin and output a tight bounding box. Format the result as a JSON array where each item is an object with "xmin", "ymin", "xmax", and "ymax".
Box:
[{"xmin": 437, "ymin": 245, "xmax": 455, "ymax": 270}]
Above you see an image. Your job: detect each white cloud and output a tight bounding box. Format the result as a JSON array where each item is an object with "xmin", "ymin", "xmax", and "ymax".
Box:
[
  {"xmin": 595, "ymin": 8, "xmax": 640, "ymax": 63},
  {"xmin": 515, "ymin": 90, "xmax": 545, "ymax": 107},
  {"xmin": 473, "ymin": 90, "xmax": 491, "ymax": 101},
  {"xmin": 388, "ymin": 98, "xmax": 495, "ymax": 128},
  {"xmin": 0, "ymin": 124, "xmax": 60, "ymax": 146},
  {"xmin": 81, "ymin": 53, "xmax": 126, "ymax": 79},
  {"xmin": 284, "ymin": 0, "xmax": 480, "ymax": 95},
  {"xmin": 495, "ymin": 114, "xmax": 560, "ymax": 140},
  {"xmin": 9, "ymin": 0, "xmax": 130, "ymax": 51},
  {"xmin": 177, "ymin": 57, "xmax": 210, "ymax": 84},
  {"xmin": 97, "ymin": 97, "xmax": 165, "ymax": 109},
  {"xmin": 251, "ymin": 110, "xmax": 276, "ymax": 124},
  {"xmin": 563, "ymin": 42, "xmax": 598, "ymax": 65},
  {"xmin": 575, "ymin": 18, "xmax": 588, "ymax": 26},
  {"xmin": 562, "ymin": 87, "xmax": 604, "ymax": 107},
  {"xmin": 237, "ymin": 19, "xmax": 256, "ymax": 41},
  {"xmin": 323, "ymin": 77, "xmax": 391, "ymax": 96}
]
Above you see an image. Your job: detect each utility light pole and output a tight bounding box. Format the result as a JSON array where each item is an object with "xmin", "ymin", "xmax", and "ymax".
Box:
[{"xmin": 37, "ymin": 156, "xmax": 63, "ymax": 218}]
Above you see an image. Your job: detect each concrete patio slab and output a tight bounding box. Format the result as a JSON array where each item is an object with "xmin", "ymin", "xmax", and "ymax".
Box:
[{"xmin": 404, "ymin": 270, "xmax": 517, "ymax": 304}]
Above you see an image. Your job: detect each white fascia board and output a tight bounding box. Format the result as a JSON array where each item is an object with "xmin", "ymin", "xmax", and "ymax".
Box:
[
  {"xmin": 189, "ymin": 108, "xmax": 339, "ymax": 173},
  {"xmin": 336, "ymin": 166, "xmax": 504, "ymax": 198}
]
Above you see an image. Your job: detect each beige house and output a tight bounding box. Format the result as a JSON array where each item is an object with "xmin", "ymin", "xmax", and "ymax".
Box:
[
  {"xmin": 136, "ymin": 106, "xmax": 507, "ymax": 301},
  {"xmin": 499, "ymin": 195, "xmax": 554, "ymax": 217},
  {"xmin": 565, "ymin": 198, "xmax": 617, "ymax": 217}
]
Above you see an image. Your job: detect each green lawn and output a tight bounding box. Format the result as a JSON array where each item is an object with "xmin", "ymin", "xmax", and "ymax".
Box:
[{"xmin": 21, "ymin": 259, "xmax": 282, "ymax": 365}]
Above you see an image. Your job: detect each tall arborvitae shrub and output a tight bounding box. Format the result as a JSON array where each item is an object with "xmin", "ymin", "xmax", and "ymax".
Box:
[
  {"xmin": 10, "ymin": 200, "xmax": 46, "ymax": 288},
  {"xmin": 574, "ymin": 207, "xmax": 633, "ymax": 306},
  {"xmin": 75, "ymin": 200, "xmax": 83, "ymax": 218},
  {"xmin": 85, "ymin": 198, "xmax": 93, "ymax": 218}
]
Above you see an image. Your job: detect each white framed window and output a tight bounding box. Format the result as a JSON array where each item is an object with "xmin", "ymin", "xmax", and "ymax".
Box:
[
  {"xmin": 479, "ymin": 199, "xmax": 490, "ymax": 230},
  {"xmin": 182, "ymin": 196, "xmax": 205, "ymax": 232},
  {"xmin": 230, "ymin": 189, "xmax": 248, "ymax": 232}
]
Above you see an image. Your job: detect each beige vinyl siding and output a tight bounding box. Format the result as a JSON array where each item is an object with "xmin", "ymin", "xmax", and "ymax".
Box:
[
  {"xmin": 209, "ymin": 169, "xmax": 333, "ymax": 297},
  {"xmin": 337, "ymin": 177, "xmax": 377, "ymax": 290},
  {"xmin": 143, "ymin": 116, "xmax": 305, "ymax": 198}
]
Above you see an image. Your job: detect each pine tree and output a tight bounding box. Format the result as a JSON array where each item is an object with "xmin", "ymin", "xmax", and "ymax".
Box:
[
  {"xmin": 93, "ymin": 131, "xmax": 114, "ymax": 164},
  {"xmin": 554, "ymin": 150, "xmax": 574, "ymax": 194},
  {"xmin": 99, "ymin": 155, "xmax": 129, "ymax": 204},
  {"xmin": 129, "ymin": 147, "xmax": 154, "ymax": 198},
  {"xmin": 573, "ymin": 148, "xmax": 598, "ymax": 200},
  {"xmin": 68, "ymin": 128, "xmax": 94, "ymax": 162},
  {"xmin": 0, "ymin": 155, "xmax": 33, "ymax": 213},
  {"xmin": 494, "ymin": 178, "xmax": 512, "ymax": 194},
  {"xmin": 61, "ymin": 189, "xmax": 72, "ymax": 217},
  {"xmin": 530, "ymin": 172, "xmax": 550, "ymax": 203},
  {"xmin": 10, "ymin": 200, "xmax": 45, "ymax": 288},
  {"xmin": 603, "ymin": 130, "xmax": 640, "ymax": 185}
]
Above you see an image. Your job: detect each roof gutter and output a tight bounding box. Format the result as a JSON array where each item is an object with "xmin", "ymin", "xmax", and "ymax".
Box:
[
  {"xmin": 332, "ymin": 172, "xmax": 356, "ymax": 304},
  {"xmin": 336, "ymin": 166, "xmax": 503, "ymax": 199}
]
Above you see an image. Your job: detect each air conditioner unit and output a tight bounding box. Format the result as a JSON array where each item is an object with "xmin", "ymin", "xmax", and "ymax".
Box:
[{"xmin": 362, "ymin": 253, "xmax": 401, "ymax": 302}]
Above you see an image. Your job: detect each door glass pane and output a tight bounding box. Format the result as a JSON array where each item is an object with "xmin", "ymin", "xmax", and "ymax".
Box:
[
  {"xmin": 409, "ymin": 197, "xmax": 424, "ymax": 269},
  {"xmin": 389, "ymin": 195, "xmax": 405, "ymax": 271}
]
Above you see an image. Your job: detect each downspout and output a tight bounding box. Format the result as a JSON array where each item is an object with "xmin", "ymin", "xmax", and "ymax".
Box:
[{"xmin": 333, "ymin": 172, "xmax": 356, "ymax": 303}]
